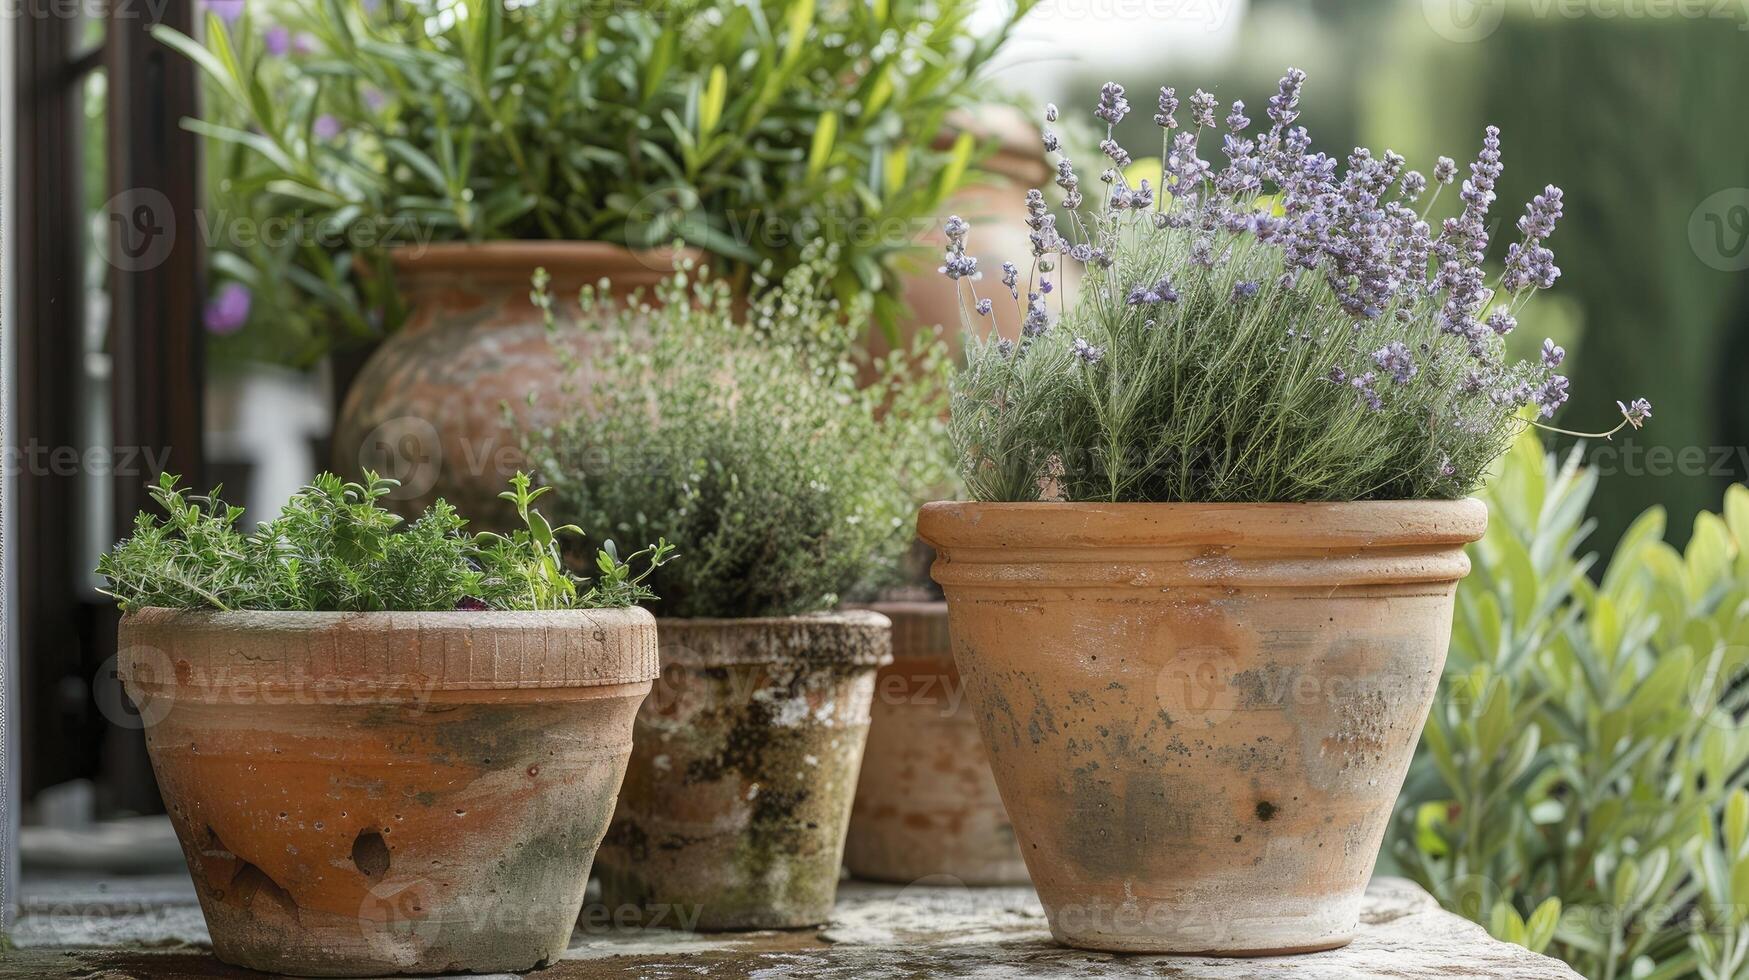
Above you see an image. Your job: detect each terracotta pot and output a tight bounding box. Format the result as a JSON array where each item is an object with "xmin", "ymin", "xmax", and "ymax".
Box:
[
  {"xmin": 118, "ymin": 607, "xmax": 658, "ymax": 976},
  {"xmin": 917, "ymin": 500, "xmax": 1487, "ymax": 955},
  {"xmin": 843, "ymin": 601, "xmax": 1027, "ymax": 885},
  {"xmin": 594, "ymin": 612, "xmax": 892, "ymax": 930},
  {"xmin": 332, "ymin": 241, "xmax": 699, "ymax": 523}
]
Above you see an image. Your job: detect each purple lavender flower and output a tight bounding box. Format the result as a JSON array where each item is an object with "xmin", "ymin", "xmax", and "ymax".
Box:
[
  {"xmin": 264, "ymin": 25, "xmax": 290, "ymax": 55},
  {"xmin": 204, "ymin": 282, "xmax": 252, "ymax": 334},
  {"xmin": 938, "ymin": 251, "xmax": 978, "ymax": 280},
  {"xmin": 1541, "ymin": 338, "xmax": 1565, "ymax": 367},
  {"xmin": 997, "ymin": 338, "xmax": 1016, "ymax": 358},
  {"xmin": 1266, "ymin": 69, "xmax": 1306, "ymax": 131},
  {"xmin": 1226, "ymin": 101, "xmax": 1250, "ymax": 133},
  {"xmin": 1502, "ymin": 185, "xmax": 1564, "ymax": 293},
  {"xmin": 201, "ymin": 0, "xmax": 244, "ymax": 23},
  {"xmin": 1094, "ymin": 83, "xmax": 1130, "ymax": 126},
  {"xmin": 1433, "ymin": 157, "xmax": 1458, "ymax": 185},
  {"xmin": 1231, "ymin": 280, "xmax": 1260, "ymax": 303},
  {"xmin": 1351, "ymin": 371, "xmax": 1384, "ymax": 411},
  {"xmin": 1534, "ymin": 374, "xmax": 1570, "ymax": 418},
  {"xmin": 1042, "ymin": 131, "xmax": 1061, "ymax": 154},
  {"xmin": 1486, "ymin": 309, "xmax": 1516, "ymax": 336},
  {"xmin": 1618, "ymin": 397, "xmax": 1652, "ymax": 428},
  {"xmin": 1039, "ymin": 279, "xmax": 1054, "ymax": 294},
  {"xmin": 1000, "ymin": 261, "xmax": 1020, "ymax": 296},
  {"xmin": 1073, "ymin": 337, "xmax": 1105, "ymax": 364},
  {"xmin": 1126, "ymin": 275, "xmax": 1179, "ymax": 306},
  {"xmin": 1439, "ymin": 455, "xmax": 1457, "ymax": 477},
  {"xmin": 975, "ymin": 298, "xmax": 993, "ymax": 316},
  {"xmin": 1100, "ymin": 138, "xmax": 1132, "ymax": 168},
  {"xmin": 1373, "ymin": 341, "xmax": 1417, "ymax": 384},
  {"xmin": 1154, "ymin": 87, "xmax": 1179, "ymax": 128},
  {"xmin": 313, "ymin": 114, "xmax": 343, "ymax": 140},
  {"xmin": 1329, "ymin": 366, "xmax": 1348, "ymax": 384},
  {"xmin": 1400, "ymin": 171, "xmax": 1427, "ymax": 202},
  {"xmin": 945, "ymin": 214, "xmax": 969, "ymax": 243},
  {"xmin": 1044, "ymin": 103, "xmax": 1059, "ymax": 123},
  {"xmin": 1023, "ymin": 294, "xmax": 1050, "ymax": 336},
  {"xmin": 1189, "ymin": 90, "xmax": 1218, "ymax": 129}
]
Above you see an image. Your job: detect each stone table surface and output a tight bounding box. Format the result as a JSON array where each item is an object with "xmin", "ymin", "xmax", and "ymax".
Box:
[{"xmin": 5, "ymin": 872, "xmax": 1582, "ymax": 979}]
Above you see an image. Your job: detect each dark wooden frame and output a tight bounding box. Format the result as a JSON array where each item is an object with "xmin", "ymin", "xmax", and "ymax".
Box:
[{"xmin": 12, "ymin": 0, "xmax": 202, "ymax": 808}]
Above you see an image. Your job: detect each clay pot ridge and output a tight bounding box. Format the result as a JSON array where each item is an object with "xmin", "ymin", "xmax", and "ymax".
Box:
[{"xmin": 921, "ymin": 499, "xmax": 1485, "ymax": 590}]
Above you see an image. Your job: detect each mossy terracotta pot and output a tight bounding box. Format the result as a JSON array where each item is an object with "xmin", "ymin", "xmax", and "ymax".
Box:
[
  {"xmin": 117, "ymin": 607, "xmax": 658, "ymax": 976},
  {"xmin": 917, "ymin": 500, "xmax": 1487, "ymax": 955},
  {"xmin": 332, "ymin": 242, "xmax": 699, "ymax": 523},
  {"xmin": 594, "ymin": 611, "xmax": 891, "ymax": 930},
  {"xmin": 844, "ymin": 601, "xmax": 1027, "ymax": 885}
]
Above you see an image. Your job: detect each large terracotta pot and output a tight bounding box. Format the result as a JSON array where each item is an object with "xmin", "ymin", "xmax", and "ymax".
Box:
[
  {"xmin": 332, "ymin": 242, "xmax": 698, "ymax": 522},
  {"xmin": 917, "ymin": 500, "xmax": 1487, "ymax": 955},
  {"xmin": 594, "ymin": 612, "xmax": 891, "ymax": 930},
  {"xmin": 843, "ymin": 601, "xmax": 1027, "ymax": 885},
  {"xmin": 118, "ymin": 607, "xmax": 657, "ymax": 976}
]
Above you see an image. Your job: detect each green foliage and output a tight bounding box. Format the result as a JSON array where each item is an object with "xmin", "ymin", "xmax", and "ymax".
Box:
[
  {"xmin": 523, "ymin": 250, "xmax": 950, "ymax": 619},
  {"xmin": 158, "ymin": 0, "xmax": 1036, "ymax": 361},
  {"xmin": 1393, "ymin": 429, "xmax": 1749, "ymax": 980},
  {"xmin": 97, "ymin": 471, "xmax": 674, "ymax": 612}
]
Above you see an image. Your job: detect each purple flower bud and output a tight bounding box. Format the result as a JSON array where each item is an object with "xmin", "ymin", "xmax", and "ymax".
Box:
[
  {"xmin": 975, "ymin": 298, "xmax": 993, "ymax": 316},
  {"xmin": 1373, "ymin": 342, "xmax": 1417, "ymax": 384},
  {"xmin": 1072, "ymin": 337, "xmax": 1105, "ymax": 364},
  {"xmin": 313, "ymin": 114, "xmax": 343, "ymax": 140},
  {"xmin": 1433, "ymin": 157, "xmax": 1458, "ymax": 185},
  {"xmin": 201, "ymin": 0, "xmax": 244, "ymax": 23},
  {"xmin": 1044, "ymin": 103, "xmax": 1059, "ymax": 123},
  {"xmin": 1617, "ymin": 397, "xmax": 1653, "ymax": 428},
  {"xmin": 1535, "ymin": 374, "xmax": 1570, "ymax": 418},
  {"xmin": 264, "ymin": 25, "xmax": 290, "ymax": 56},
  {"xmin": 1541, "ymin": 338, "xmax": 1565, "ymax": 367},
  {"xmin": 1231, "ymin": 280, "xmax": 1260, "ymax": 303},
  {"xmin": 1094, "ymin": 82, "xmax": 1130, "ymax": 126},
  {"xmin": 1189, "ymin": 90, "xmax": 1218, "ymax": 129},
  {"xmin": 1154, "ymin": 87, "xmax": 1179, "ymax": 129},
  {"xmin": 204, "ymin": 282, "xmax": 252, "ymax": 335},
  {"xmin": 944, "ymin": 215, "xmax": 969, "ymax": 243}
]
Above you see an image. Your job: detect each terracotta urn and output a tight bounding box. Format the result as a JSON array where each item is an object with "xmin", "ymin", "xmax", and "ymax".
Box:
[
  {"xmin": 593, "ymin": 612, "xmax": 892, "ymax": 930},
  {"xmin": 917, "ymin": 500, "xmax": 1487, "ymax": 955},
  {"xmin": 332, "ymin": 242, "xmax": 698, "ymax": 523},
  {"xmin": 117, "ymin": 607, "xmax": 657, "ymax": 976},
  {"xmin": 843, "ymin": 601, "xmax": 1027, "ymax": 885}
]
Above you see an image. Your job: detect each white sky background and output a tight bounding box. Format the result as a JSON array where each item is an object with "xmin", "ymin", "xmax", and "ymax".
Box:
[{"xmin": 975, "ymin": 0, "xmax": 1249, "ymax": 97}]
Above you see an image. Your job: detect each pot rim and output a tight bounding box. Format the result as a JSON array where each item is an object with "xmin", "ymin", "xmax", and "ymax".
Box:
[
  {"xmin": 654, "ymin": 610, "xmax": 894, "ymax": 669},
  {"xmin": 118, "ymin": 606, "xmax": 660, "ymax": 699},
  {"xmin": 381, "ymin": 240, "xmax": 705, "ymax": 285},
  {"xmin": 918, "ymin": 498, "xmax": 1488, "ymax": 550}
]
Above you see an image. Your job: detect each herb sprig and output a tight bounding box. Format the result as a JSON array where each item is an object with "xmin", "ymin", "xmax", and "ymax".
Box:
[{"xmin": 97, "ymin": 471, "xmax": 675, "ymax": 613}]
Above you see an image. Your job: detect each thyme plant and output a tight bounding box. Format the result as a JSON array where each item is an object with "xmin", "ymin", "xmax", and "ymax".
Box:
[
  {"xmin": 97, "ymin": 471, "xmax": 674, "ymax": 612},
  {"xmin": 944, "ymin": 70, "xmax": 1652, "ymax": 503},
  {"xmin": 523, "ymin": 250, "xmax": 949, "ymax": 619}
]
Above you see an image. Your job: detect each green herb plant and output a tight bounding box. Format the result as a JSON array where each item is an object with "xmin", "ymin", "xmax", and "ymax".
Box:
[
  {"xmin": 97, "ymin": 470, "xmax": 674, "ymax": 612},
  {"xmin": 1391, "ymin": 429, "xmax": 1749, "ymax": 980},
  {"xmin": 157, "ymin": 0, "xmax": 1037, "ymax": 359},
  {"xmin": 522, "ymin": 248, "xmax": 949, "ymax": 619}
]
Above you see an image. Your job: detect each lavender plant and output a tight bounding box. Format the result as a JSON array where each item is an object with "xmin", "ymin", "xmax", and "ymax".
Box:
[{"xmin": 944, "ymin": 69, "xmax": 1652, "ymax": 503}]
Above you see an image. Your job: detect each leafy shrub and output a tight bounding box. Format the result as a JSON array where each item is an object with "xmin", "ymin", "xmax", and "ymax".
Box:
[
  {"xmin": 522, "ymin": 250, "xmax": 949, "ymax": 619},
  {"xmin": 157, "ymin": 0, "xmax": 1036, "ymax": 358},
  {"xmin": 1392, "ymin": 429, "xmax": 1749, "ymax": 980},
  {"xmin": 97, "ymin": 471, "xmax": 673, "ymax": 612},
  {"xmin": 942, "ymin": 70, "xmax": 1649, "ymax": 503}
]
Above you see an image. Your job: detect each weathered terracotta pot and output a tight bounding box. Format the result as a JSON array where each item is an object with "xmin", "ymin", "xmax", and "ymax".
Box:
[
  {"xmin": 917, "ymin": 500, "xmax": 1487, "ymax": 955},
  {"xmin": 594, "ymin": 612, "xmax": 892, "ymax": 930},
  {"xmin": 332, "ymin": 242, "xmax": 699, "ymax": 522},
  {"xmin": 118, "ymin": 607, "xmax": 658, "ymax": 976},
  {"xmin": 843, "ymin": 601, "xmax": 1027, "ymax": 885}
]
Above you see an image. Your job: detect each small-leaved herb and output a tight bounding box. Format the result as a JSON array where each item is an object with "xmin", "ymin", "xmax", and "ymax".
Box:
[{"xmin": 97, "ymin": 471, "xmax": 675, "ymax": 613}]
